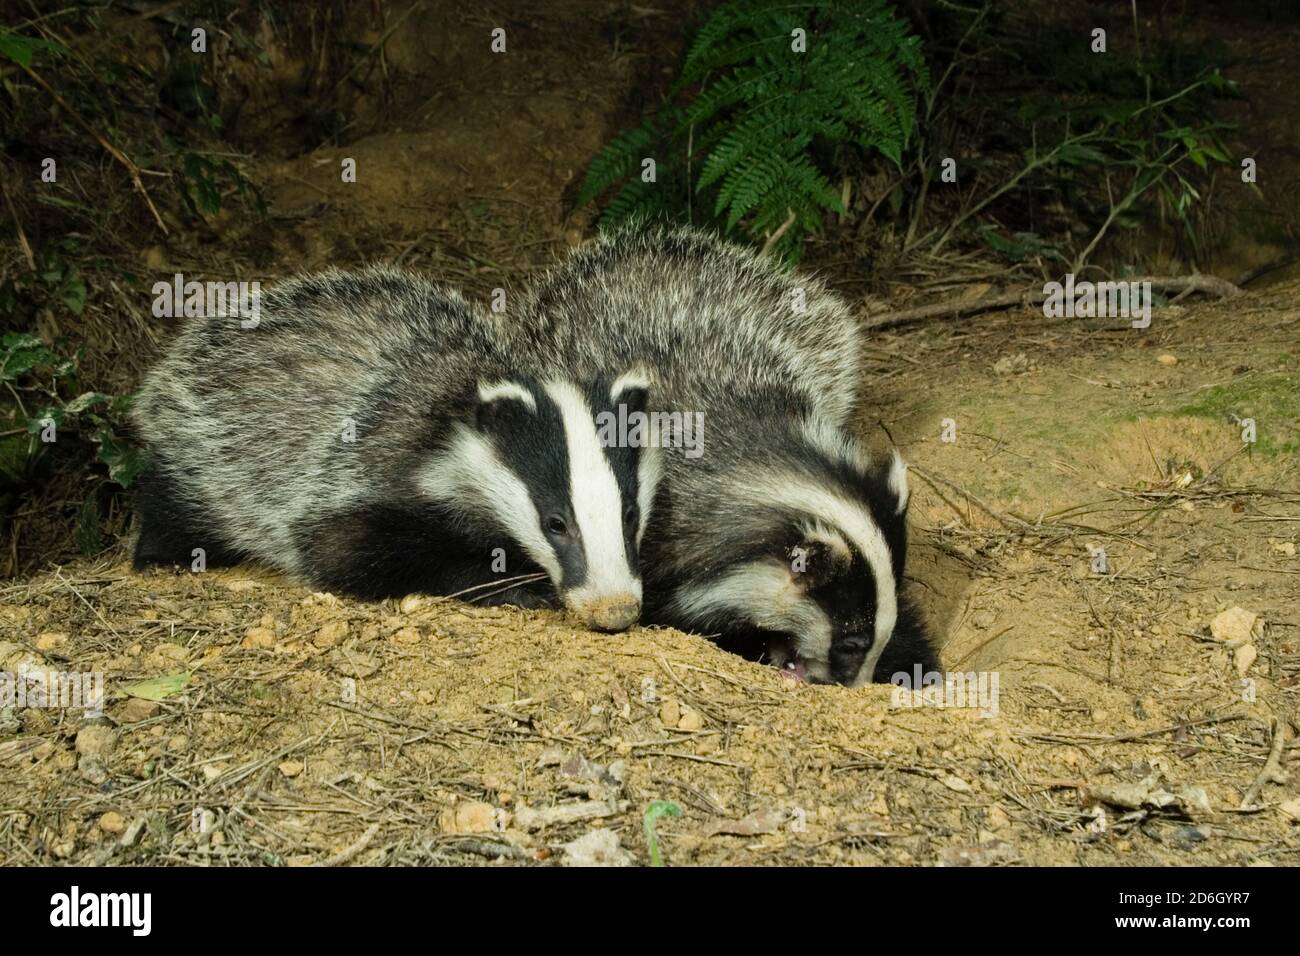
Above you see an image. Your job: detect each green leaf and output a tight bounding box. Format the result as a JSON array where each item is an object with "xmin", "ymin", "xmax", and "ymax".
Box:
[
  {"xmin": 1054, "ymin": 141, "xmax": 1109, "ymax": 166},
  {"xmin": 1, "ymin": 334, "xmax": 59, "ymax": 381},
  {"xmin": 574, "ymin": 0, "xmax": 925, "ymax": 261},
  {"xmin": 643, "ymin": 800, "xmax": 682, "ymax": 867},
  {"xmin": 93, "ymin": 429, "xmax": 147, "ymax": 488},
  {"xmin": 0, "ymin": 29, "xmax": 63, "ymax": 67},
  {"xmin": 575, "ymin": 121, "xmax": 662, "ymax": 209},
  {"xmin": 110, "ymin": 392, "xmax": 137, "ymax": 417},
  {"xmin": 27, "ymin": 407, "xmax": 64, "ymax": 433},
  {"xmin": 64, "ymin": 391, "xmax": 111, "ymax": 416},
  {"xmin": 59, "ymin": 270, "xmax": 87, "ymax": 314}
]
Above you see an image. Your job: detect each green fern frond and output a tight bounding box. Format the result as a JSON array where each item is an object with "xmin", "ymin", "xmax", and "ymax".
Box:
[
  {"xmin": 576, "ymin": 0, "xmax": 928, "ymax": 261},
  {"xmin": 598, "ymin": 169, "xmax": 679, "ymax": 230},
  {"xmin": 575, "ymin": 119, "xmax": 664, "ymax": 209}
]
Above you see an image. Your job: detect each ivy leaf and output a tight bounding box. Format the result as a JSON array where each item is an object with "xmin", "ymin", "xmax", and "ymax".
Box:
[
  {"xmin": 27, "ymin": 407, "xmax": 64, "ymax": 433},
  {"xmin": 1, "ymin": 334, "xmax": 59, "ymax": 381},
  {"xmin": 94, "ymin": 429, "xmax": 147, "ymax": 488},
  {"xmin": 64, "ymin": 391, "xmax": 111, "ymax": 416}
]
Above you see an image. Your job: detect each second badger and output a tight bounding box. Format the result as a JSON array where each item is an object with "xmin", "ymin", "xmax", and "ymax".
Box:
[
  {"xmin": 132, "ymin": 266, "xmax": 656, "ymax": 631},
  {"xmin": 519, "ymin": 227, "xmax": 938, "ymax": 683}
]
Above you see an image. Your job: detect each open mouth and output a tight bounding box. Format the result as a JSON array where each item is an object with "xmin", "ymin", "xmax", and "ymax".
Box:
[
  {"xmin": 780, "ymin": 659, "xmax": 808, "ymax": 683},
  {"xmin": 766, "ymin": 633, "xmax": 809, "ymax": 683}
]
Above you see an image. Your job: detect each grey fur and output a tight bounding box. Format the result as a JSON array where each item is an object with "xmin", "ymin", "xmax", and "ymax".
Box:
[
  {"xmin": 517, "ymin": 225, "xmax": 862, "ymax": 427},
  {"xmin": 134, "ymin": 266, "xmax": 511, "ymax": 576}
]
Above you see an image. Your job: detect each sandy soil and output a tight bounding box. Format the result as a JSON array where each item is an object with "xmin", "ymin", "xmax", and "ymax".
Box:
[{"xmin": 3, "ymin": 282, "xmax": 1296, "ymax": 866}]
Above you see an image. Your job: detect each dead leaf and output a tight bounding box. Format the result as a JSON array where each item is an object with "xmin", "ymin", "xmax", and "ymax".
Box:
[
  {"xmin": 121, "ymin": 671, "xmax": 191, "ymax": 701},
  {"xmin": 703, "ymin": 808, "xmax": 787, "ymax": 837}
]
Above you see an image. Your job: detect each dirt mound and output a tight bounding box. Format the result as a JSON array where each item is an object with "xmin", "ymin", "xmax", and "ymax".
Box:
[{"xmin": 3, "ymin": 286, "xmax": 1296, "ymax": 866}]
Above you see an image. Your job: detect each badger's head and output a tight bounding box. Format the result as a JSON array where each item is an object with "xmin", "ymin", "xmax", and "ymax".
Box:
[
  {"xmin": 421, "ymin": 369, "xmax": 660, "ymax": 632},
  {"xmin": 670, "ymin": 427, "xmax": 913, "ymax": 685}
]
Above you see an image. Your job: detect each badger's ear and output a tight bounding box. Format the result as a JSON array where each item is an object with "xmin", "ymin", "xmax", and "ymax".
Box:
[
  {"xmin": 472, "ymin": 380, "xmax": 537, "ymax": 431},
  {"xmin": 786, "ymin": 530, "xmax": 852, "ymax": 592},
  {"xmin": 871, "ymin": 450, "xmax": 911, "ymax": 582},
  {"xmin": 882, "ymin": 449, "xmax": 910, "ymax": 516},
  {"xmin": 610, "ymin": 366, "xmax": 652, "ymax": 415}
]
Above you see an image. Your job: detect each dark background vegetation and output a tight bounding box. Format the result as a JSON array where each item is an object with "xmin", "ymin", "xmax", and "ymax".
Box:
[{"xmin": 2, "ymin": 0, "xmax": 1298, "ymax": 576}]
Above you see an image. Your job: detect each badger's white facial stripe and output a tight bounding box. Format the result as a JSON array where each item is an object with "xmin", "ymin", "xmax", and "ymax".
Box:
[
  {"xmin": 417, "ymin": 426, "xmax": 561, "ymax": 582},
  {"xmin": 478, "ymin": 380, "xmax": 537, "ymax": 412},
  {"xmin": 543, "ymin": 380, "xmax": 640, "ymax": 601},
  {"xmin": 636, "ymin": 442, "xmax": 663, "ymax": 547},
  {"xmin": 887, "ymin": 449, "xmax": 909, "ymax": 514},
  {"xmin": 735, "ymin": 473, "xmax": 898, "ymax": 688},
  {"xmin": 671, "ymin": 560, "xmax": 833, "ymax": 667},
  {"xmin": 610, "ymin": 366, "xmax": 653, "ymax": 403}
]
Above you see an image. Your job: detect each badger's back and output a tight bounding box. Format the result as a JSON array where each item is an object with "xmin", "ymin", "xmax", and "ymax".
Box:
[
  {"xmin": 134, "ymin": 266, "xmax": 509, "ymax": 573},
  {"xmin": 518, "ymin": 226, "xmax": 862, "ymax": 428}
]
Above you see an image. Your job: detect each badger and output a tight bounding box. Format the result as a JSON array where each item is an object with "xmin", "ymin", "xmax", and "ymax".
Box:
[
  {"xmin": 131, "ymin": 266, "xmax": 656, "ymax": 632},
  {"xmin": 516, "ymin": 226, "xmax": 938, "ymax": 683}
]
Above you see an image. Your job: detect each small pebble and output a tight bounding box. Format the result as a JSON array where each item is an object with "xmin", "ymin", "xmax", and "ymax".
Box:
[
  {"xmin": 659, "ymin": 699, "xmax": 680, "ymax": 727},
  {"xmin": 391, "ymin": 626, "xmax": 421, "ymax": 645},
  {"xmin": 242, "ymin": 627, "xmax": 275, "ymax": 649},
  {"xmin": 313, "ymin": 621, "xmax": 348, "ymax": 648},
  {"xmin": 75, "ymin": 725, "xmax": 118, "ymax": 757},
  {"xmin": 1211, "ymin": 606, "xmax": 1257, "ymax": 643},
  {"xmin": 78, "ymin": 755, "xmax": 109, "ymax": 785},
  {"xmin": 115, "ymin": 698, "xmax": 160, "ymax": 723},
  {"xmin": 1234, "ymin": 643, "xmax": 1257, "ymax": 676},
  {"xmin": 35, "ymin": 632, "xmax": 69, "ymax": 652},
  {"xmin": 562, "ymin": 828, "xmax": 633, "ymax": 867}
]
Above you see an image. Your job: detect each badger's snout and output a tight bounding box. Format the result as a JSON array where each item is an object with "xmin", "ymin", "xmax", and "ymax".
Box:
[{"xmin": 569, "ymin": 594, "xmax": 641, "ymax": 632}]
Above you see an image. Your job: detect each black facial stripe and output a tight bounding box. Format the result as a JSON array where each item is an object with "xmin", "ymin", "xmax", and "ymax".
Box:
[
  {"xmin": 585, "ymin": 377, "xmax": 643, "ymax": 573},
  {"xmin": 803, "ymin": 547, "xmax": 880, "ymax": 685},
  {"xmin": 479, "ymin": 381, "xmax": 585, "ymax": 589}
]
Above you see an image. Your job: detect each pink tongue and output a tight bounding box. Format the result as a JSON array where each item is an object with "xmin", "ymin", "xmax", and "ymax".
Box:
[{"xmin": 781, "ymin": 661, "xmax": 808, "ymax": 683}]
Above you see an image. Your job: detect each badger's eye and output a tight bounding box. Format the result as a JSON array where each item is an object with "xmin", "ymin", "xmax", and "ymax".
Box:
[
  {"xmin": 624, "ymin": 503, "xmax": 639, "ymax": 526},
  {"xmin": 545, "ymin": 514, "xmax": 570, "ymax": 536}
]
